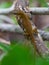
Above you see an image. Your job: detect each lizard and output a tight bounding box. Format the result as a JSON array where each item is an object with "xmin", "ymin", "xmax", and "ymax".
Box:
[
  {"xmin": 16, "ymin": 7, "xmax": 40, "ymax": 54},
  {"xmin": 15, "ymin": 6, "xmax": 49, "ymax": 56},
  {"xmin": 14, "ymin": 0, "xmax": 49, "ymax": 56}
]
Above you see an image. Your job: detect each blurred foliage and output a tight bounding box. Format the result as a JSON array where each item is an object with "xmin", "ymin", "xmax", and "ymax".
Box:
[
  {"xmin": 29, "ymin": 0, "xmax": 33, "ymax": 6},
  {"xmin": 38, "ymin": 0, "xmax": 48, "ymax": 7},
  {"xmin": 29, "ymin": 0, "xmax": 48, "ymax": 7},
  {"xmin": 0, "ymin": 42, "xmax": 10, "ymax": 61},
  {"xmin": 0, "ymin": 42, "xmax": 10, "ymax": 51},
  {"xmin": 1, "ymin": 44, "xmax": 34, "ymax": 65},
  {"xmin": 10, "ymin": 15, "xmax": 18, "ymax": 24},
  {"xmin": 0, "ymin": 43, "xmax": 49, "ymax": 65},
  {"xmin": 44, "ymin": 27, "xmax": 49, "ymax": 32},
  {"xmin": 0, "ymin": 2, "xmax": 12, "ymax": 8}
]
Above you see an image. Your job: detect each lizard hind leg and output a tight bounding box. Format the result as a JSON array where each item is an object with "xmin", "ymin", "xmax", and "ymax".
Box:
[{"xmin": 32, "ymin": 27, "xmax": 38, "ymax": 35}]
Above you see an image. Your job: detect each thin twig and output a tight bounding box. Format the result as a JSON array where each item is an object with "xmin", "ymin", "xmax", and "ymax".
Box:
[
  {"xmin": 0, "ymin": 1, "xmax": 49, "ymax": 15},
  {"xmin": 0, "ymin": 23, "xmax": 49, "ymax": 41},
  {"xmin": 29, "ymin": 7, "xmax": 49, "ymax": 15},
  {"xmin": 0, "ymin": 15, "xmax": 15, "ymax": 24},
  {"xmin": 0, "ymin": 0, "xmax": 17, "ymax": 14}
]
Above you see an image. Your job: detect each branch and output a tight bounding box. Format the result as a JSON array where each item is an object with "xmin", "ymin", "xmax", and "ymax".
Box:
[
  {"xmin": 0, "ymin": 0, "xmax": 16, "ymax": 14},
  {"xmin": 29, "ymin": 7, "xmax": 49, "ymax": 15},
  {"xmin": 0, "ymin": 15, "xmax": 15, "ymax": 24},
  {"xmin": 0, "ymin": 1, "xmax": 49, "ymax": 15},
  {"xmin": 1, "ymin": 7, "xmax": 49, "ymax": 15},
  {"xmin": 0, "ymin": 23, "xmax": 23, "ymax": 33},
  {"xmin": 0, "ymin": 23, "xmax": 49, "ymax": 41},
  {"xmin": 38, "ymin": 30, "xmax": 49, "ymax": 41}
]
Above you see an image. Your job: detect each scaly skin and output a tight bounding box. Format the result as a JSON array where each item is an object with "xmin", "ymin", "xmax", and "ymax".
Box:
[{"xmin": 16, "ymin": 9, "xmax": 38, "ymax": 52}]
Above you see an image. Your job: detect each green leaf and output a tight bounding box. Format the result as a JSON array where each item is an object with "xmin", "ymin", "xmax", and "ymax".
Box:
[
  {"xmin": 1, "ymin": 43, "xmax": 49, "ymax": 65},
  {"xmin": 1, "ymin": 44, "xmax": 35, "ymax": 65}
]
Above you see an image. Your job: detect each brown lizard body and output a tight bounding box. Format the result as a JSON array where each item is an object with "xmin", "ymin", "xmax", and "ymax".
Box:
[
  {"xmin": 15, "ymin": 0, "xmax": 49, "ymax": 55},
  {"xmin": 16, "ymin": 9, "xmax": 39, "ymax": 52},
  {"xmin": 15, "ymin": 6, "xmax": 49, "ymax": 56}
]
